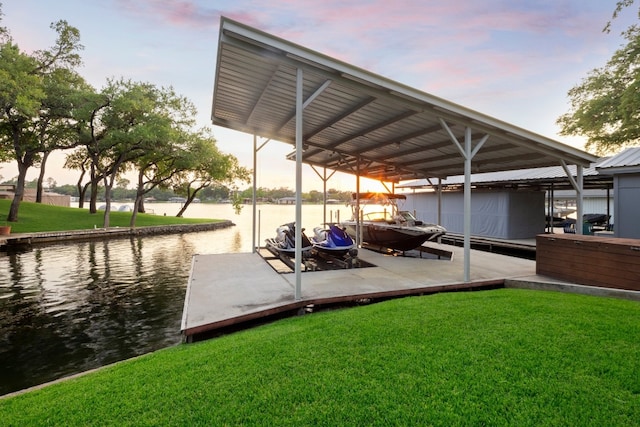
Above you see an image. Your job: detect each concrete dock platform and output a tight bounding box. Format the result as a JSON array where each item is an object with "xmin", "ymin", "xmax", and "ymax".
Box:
[{"xmin": 181, "ymin": 242, "xmax": 557, "ymax": 340}]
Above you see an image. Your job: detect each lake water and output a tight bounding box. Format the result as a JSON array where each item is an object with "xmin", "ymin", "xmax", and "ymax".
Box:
[{"xmin": 0, "ymin": 202, "xmax": 348, "ymax": 396}]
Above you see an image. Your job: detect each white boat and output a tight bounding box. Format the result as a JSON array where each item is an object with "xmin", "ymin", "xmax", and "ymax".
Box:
[{"xmin": 341, "ymin": 192, "xmax": 446, "ymax": 252}]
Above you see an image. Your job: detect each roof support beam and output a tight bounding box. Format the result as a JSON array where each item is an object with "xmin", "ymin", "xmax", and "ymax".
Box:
[
  {"xmin": 245, "ymin": 67, "xmax": 281, "ymax": 125},
  {"xmin": 302, "ymin": 97, "xmax": 377, "ymax": 157},
  {"xmin": 311, "ymin": 165, "xmax": 338, "ymax": 226},
  {"xmin": 320, "ymin": 110, "xmax": 419, "ymax": 152},
  {"xmin": 560, "ymin": 160, "xmax": 584, "ymax": 235},
  {"xmin": 276, "ymin": 79, "xmax": 334, "ymax": 133},
  {"xmin": 305, "ymin": 79, "xmax": 332, "ymax": 109},
  {"xmin": 356, "ymin": 123, "xmax": 445, "ymax": 153},
  {"xmin": 393, "ymin": 143, "xmax": 512, "ymax": 169}
]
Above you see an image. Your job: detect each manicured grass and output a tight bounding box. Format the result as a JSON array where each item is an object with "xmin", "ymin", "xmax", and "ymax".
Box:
[
  {"xmin": 0, "ymin": 199, "xmax": 215, "ymax": 233},
  {"xmin": 1, "ymin": 289, "xmax": 638, "ymax": 425}
]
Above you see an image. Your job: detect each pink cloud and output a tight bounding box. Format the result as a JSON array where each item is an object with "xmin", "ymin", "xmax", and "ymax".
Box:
[
  {"xmin": 104, "ymin": 0, "xmax": 624, "ymax": 109},
  {"xmin": 114, "ymin": 0, "xmax": 221, "ymax": 29}
]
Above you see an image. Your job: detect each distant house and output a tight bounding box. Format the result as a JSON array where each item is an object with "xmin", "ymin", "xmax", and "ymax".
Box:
[
  {"xmin": 276, "ymin": 197, "xmax": 297, "ymax": 205},
  {"xmin": 23, "ymin": 189, "xmax": 71, "ymax": 207},
  {"xmin": 0, "ymin": 184, "xmax": 15, "ymax": 200}
]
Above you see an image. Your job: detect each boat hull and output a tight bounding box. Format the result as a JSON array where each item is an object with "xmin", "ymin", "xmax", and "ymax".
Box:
[
  {"xmin": 311, "ymin": 242, "xmax": 354, "ymax": 256},
  {"xmin": 342, "ymin": 221, "xmax": 445, "ymax": 252}
]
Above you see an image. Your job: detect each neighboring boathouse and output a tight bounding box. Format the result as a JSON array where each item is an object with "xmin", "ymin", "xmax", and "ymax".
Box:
[
  {"xmin": 596, "ymin": 147, "xmax": 640, "ymax": 239},
  {"xmin": 396, "ymin": 153, "xmax": 638, "ymax": 240}
]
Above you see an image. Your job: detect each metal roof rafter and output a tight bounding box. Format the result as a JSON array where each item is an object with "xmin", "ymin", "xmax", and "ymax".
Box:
[
  {"xmin": 274, "ymin": 78, "xmax": 333, "ymax": 133},
  {"xmin": 355, "ymin": 123, "xmax": 445, "ymax": 154},
  {"xmin": 321, "ymin": 109, "xmax": 420, "ymax": 152}
]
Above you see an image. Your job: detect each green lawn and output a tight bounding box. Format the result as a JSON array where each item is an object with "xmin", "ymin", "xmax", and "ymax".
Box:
[
  {"xmin": 1, "ymin": 289, "xmax": 638, "ymax": 426},
  {"xmin": 0, "ymin": 199, "xmax": 215, "ymax": 233}
]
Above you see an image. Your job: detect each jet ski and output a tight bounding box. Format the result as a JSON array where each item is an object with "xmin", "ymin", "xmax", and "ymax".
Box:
[
  {"xmin": 265, "ymin": 222, "xmax": 312, "ymax": 257},
  {"xmin": 310, "ymin": 224, "xmax": 356, "ymax": 256}
]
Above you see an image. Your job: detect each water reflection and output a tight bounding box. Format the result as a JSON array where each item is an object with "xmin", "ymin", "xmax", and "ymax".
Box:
[
  {"xmin": 0, "ymin": 236, "xmax": 184, "ymax": 395},
  {"xmin": 0, "ymin": 203, "xmax": 333, "ymax": 396}
]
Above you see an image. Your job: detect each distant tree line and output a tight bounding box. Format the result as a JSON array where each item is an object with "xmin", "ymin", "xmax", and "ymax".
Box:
[
  {"xmin": 0, "ymin": 6, "xmax": 249, "ymax": 225},
  {"xmin": 3, "ymin": 177, "xmax": 354, "ymax": 204},
  {"xmin": 237, "ymin": 187, "xmax": 353, "ymax": 203},
  {"xmin": 2, "ymin": 177, "xmax": 233, "ymax": 202}
]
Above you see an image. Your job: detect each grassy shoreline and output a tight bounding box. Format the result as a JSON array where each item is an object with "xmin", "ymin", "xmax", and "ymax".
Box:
[
  {"xmin": 1, "ymin": 200, "xmax": 638, "ymax": 424},
  {"xmin": 1, "ymin": 289, "xmax": 639, "ymax": 425},
  {"xmin": 0, "ymin": 200, "xmax": 217, "ymax": 234}
]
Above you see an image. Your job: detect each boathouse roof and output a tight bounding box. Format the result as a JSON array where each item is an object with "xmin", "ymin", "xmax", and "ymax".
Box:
[
  {"xmin": 597, "ymin": 147, "xmax": 640, "ymax": 174},
  {"xmin": 211, "ymin": 17, "xmax": 598, "ymax": 183},
  {"xmin": 397, "ymin": 157, "xmax": 613, "ymax": 191}
]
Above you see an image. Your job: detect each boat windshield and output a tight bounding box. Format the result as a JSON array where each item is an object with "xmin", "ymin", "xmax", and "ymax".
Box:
[
  {"xmin": 362, "ymin": 211, "xmax": 394, "ymax": 222},
  {"xmin": 398, "ymin": 211, "xmax": 417, "ymax": 221}
]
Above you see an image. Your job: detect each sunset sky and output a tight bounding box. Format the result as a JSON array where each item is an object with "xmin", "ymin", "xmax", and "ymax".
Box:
[{"xmin": 1, "ymin": 1, "xmax": 635, "ymax": 191}]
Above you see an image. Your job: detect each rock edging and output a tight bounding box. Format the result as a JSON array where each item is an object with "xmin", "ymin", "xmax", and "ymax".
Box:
[{"xmin": 0, "ymin": 221, "xmax": 235, "ymax": 249}]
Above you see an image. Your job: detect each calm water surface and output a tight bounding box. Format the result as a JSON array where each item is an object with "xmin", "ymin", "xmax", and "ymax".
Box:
[{"xmin": 0, "ymin": 203, "xmax": 344, "ymax": 396}]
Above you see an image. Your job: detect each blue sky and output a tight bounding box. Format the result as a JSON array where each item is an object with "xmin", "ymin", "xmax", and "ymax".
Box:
[{"xmin": 1, "ymin": 0, "xmax": 635, "ymax": 191}]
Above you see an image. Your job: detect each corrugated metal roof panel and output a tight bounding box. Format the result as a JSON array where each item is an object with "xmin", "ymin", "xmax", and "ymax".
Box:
[
  {"xmin": 397, "ymin": 161, "xmax": 609, "ymax": 189},
  {"xmin": 212, "ymin": 17, "xmax": 599, "ymax": 183},
  {"xmin": 597, "ymin": 147, "xmax": 640, "ymax": 170}
]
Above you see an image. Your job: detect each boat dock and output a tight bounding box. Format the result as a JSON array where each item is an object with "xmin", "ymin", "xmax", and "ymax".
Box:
[
  {"xmin": 181, "ymin": 241, "xmax": 629, "ymax": 342},
  {"xmin": 438, "ymin": 233, "xmax": 537, "ymax": 258}
]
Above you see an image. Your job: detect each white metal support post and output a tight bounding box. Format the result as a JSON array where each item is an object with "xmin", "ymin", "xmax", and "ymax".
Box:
[
  {"xmin": 560, "ymin": 160, "xmax": 584, "ymax": 235},
  {"xmin": 463, "ymin": 127, "xmax": 472, "ymax": 283},
  {"xmin": 294, "ymin": 67, "xmax": 303, "ymax": 300},
  {"xmin": 323, "ymin": 168, "xmax": 327, "ymax": 226},
  {"xmin": 252, "ymin": 134, "xmax": 257, "ymax": 253},
  {"xmin": 576, "ymin": 165, "xmax": 584, "ymax": 234},
  {"xmin": 439, "ymin": 119, "xmax": 488, "ymax": 283},
  {"xmin": 251, "ymin": 136, "xmax": 271, "ymax": 252},
  {"xmin": 356, "ymin": 158, "xmax": 361, "ymax": 247},
  {"xmin": 437, "ymin": 178, "xmax": 442, "ymax": 226},
  {"xmin": 290, "ymin": 73, "xmax": 332, "ymax": 300}
]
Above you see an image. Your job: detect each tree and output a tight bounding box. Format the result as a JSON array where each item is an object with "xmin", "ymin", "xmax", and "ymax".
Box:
[
  {"xmin": 604, "ymin": 1, "xmax": 639, "ymax": 34},
  {"xmin": 34, "ymin": 68, "xmax": 92, "ymax": 202},
  {"xmin": 558, "ymin": 1, "xmax": 640, "ymax": 155},
  {"xmin": 127, "ymin": 89, "xmax": 198, "ymax": 226},
  {"xmin": 129, "ymin": 135, "xmax": 189, "ymax": 227},
  {"xmin": 72, "ymin": 79, "xmax": 202, "ymax": 228},
  {"xmin": 557, "ymin": 27, "xmax": 640, "ymax": 154},
  {"xmin": 0, "ymin": 43, "xmax": 44, "ymax": 204},
  {"xmin": 92, "ymin": 80, "xmax": 162, "ymax": 228},
  {"xmin": 70, "ymin": 89, "xmax": 109, "ymax": 213},
  {"xmin": 64, "ymin": 147, "xmax": 93, "ymax": 208},
  {"xmin": 0, "ymin": 17, "xmax": 83, "ymax": 222},
  {"xmin": 172, "ymin": 130, "xmax": 250, "ymax": 217}
]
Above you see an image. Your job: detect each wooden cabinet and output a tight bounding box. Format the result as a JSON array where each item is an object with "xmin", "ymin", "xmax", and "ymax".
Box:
[{"xmin": 536, "ymin": 234, "xmax": 640, "ymax": 291}]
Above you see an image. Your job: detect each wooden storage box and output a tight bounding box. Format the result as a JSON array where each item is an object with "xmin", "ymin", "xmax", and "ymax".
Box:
[{"xmin": 536, "ymin": 234, "xmax": 640, "ymax": 291}]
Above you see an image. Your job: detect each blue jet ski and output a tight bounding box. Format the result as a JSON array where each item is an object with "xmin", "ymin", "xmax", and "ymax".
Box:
[{"xmin": 310, "ymin": 224, "xmax": 356, "ymax": 256}]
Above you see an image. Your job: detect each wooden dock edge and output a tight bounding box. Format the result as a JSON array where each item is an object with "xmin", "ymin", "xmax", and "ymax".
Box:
[{"xmin": 181, "ymin": 278, "xmax": 505, "ymax": 342}]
